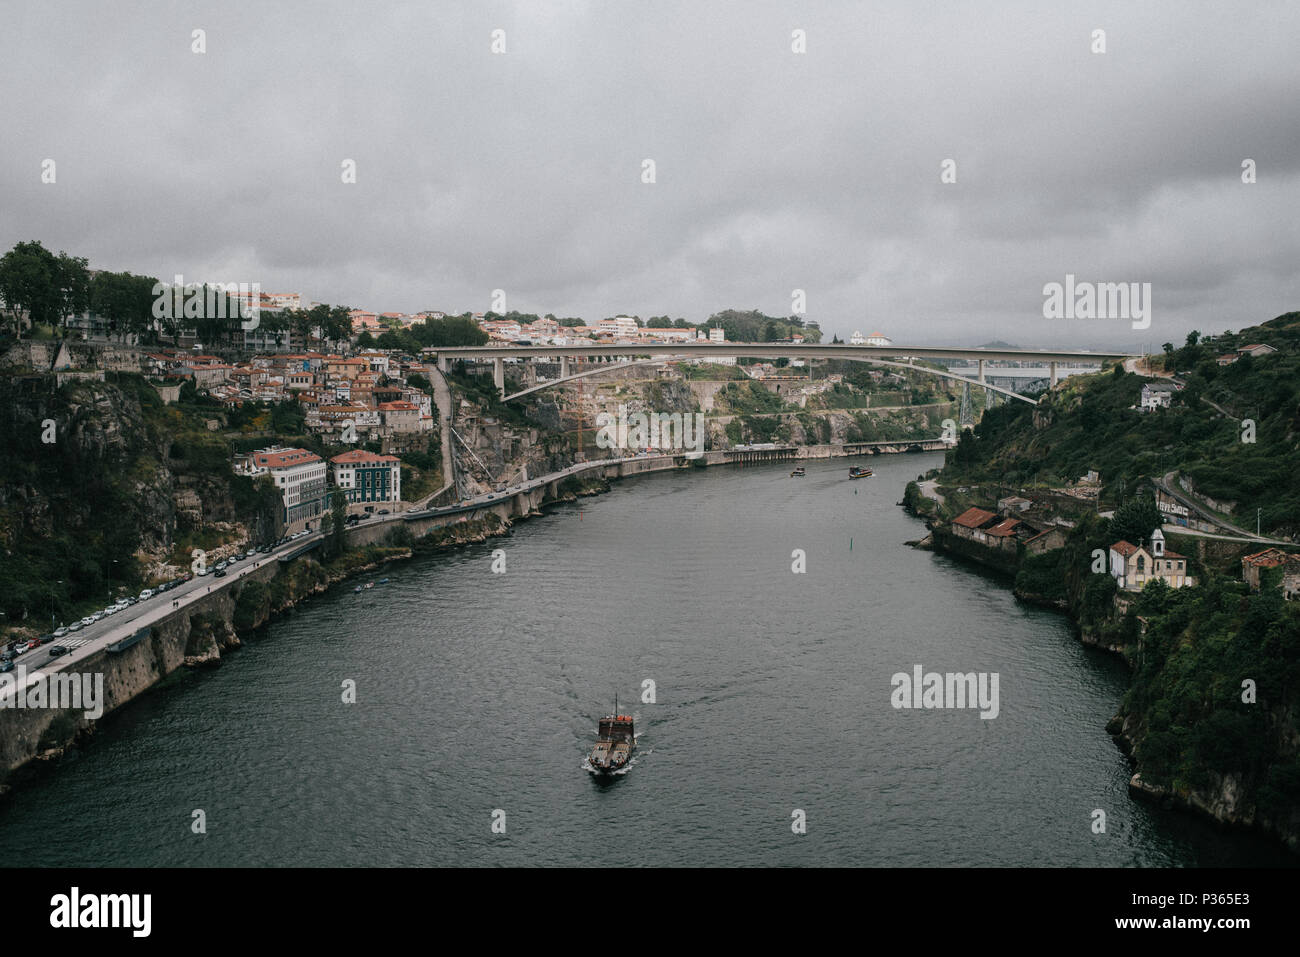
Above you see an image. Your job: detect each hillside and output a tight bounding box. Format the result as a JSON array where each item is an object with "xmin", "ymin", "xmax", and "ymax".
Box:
[
  {"xmin": 0, "ymin": 374, "xmax": 283, "ymax": 629},
  {"xmin": 942, "ymin": 313, "xmax": 1300, "ymax": 539},
  {"xmin": 915, "ymin": 311, "xmax": 1300, "ymax": 850}
]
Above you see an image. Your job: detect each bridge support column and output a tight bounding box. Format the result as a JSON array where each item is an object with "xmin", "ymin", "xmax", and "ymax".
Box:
[
  {"xmin": 525, "ymin": 361, "xmax": 537, "ymax": 387},
  {"xmin": 561, "ymin": 355, "xmax": 569, "ymax": 378},
  {"xmin": 493, "ymin": 357, "xmax": 505, "ymax": 397},
  {"xmin": 977, "ymin": 359, "xmax": 985, "ymax": 384},
  {"xmin": 437, "ymin": 355, "xmax": 448, "ymax": 373},
  {"xmin": 1050, "ymin": 361, "xmax": 1058, "ymax": 389}
]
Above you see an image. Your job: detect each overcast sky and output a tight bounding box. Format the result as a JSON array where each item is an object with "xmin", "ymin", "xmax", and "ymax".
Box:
[{"xmin": 3, "ymin": 1, "xmax": 1297, "ymax": 349}]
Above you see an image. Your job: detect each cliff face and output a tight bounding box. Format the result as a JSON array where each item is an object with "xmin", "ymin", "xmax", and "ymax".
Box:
[
  {"xmin": 0, "ymin": 375, "xmax": 273, "ymax": 628},
  {"xmin": 1106, "ymin": 600, "xmax": 1300, "ymax": 853}
]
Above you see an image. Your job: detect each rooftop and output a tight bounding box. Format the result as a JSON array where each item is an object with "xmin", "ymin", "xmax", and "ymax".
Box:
[{"xmin": 953, "ymin": 506, "xmax": 998, "ymax": 529}]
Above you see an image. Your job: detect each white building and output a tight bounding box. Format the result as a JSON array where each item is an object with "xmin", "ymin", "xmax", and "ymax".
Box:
[
  {"xmin": 598, "ymin": 316, "xmax": 640, "ymax": 338},
  {"xmin": 865, "ymin": 331, "xmax": 891, "ymax": 346},
  {"xmin": 1140, "ymin": 382, "xmax": 1177, "ymax": 411},
  {"xmin": 241, "ymin": 447, "xmax": 327, "ymax": 532},
  {"xmin": 1108, "ymin": 528, "xmax": 1194, "ymax": 591},
  {"xmin": 708, "ymin": 327, "xmax": 726, "ymax": 343}
]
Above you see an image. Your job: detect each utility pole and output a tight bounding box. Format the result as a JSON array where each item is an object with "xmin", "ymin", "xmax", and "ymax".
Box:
[{"xmin": 50, "ymin": 579, "xmax": 62, "ymax": 632}]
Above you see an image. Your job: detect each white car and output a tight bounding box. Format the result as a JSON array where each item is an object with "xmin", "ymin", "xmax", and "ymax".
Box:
[
  {"xmin": 53, "ymin": 627, "xmax": 69, "ymax": 638},
  {"xmin": 139, "ymin": 589, "xmax": 154, "ymax": 600},
  {"xmin": 80, "ymin": 616, "xmax": 95, "ymax": 626},
  {"xmin": 103, "ymin": 606, "xmax": 117, "ymax": 616}
]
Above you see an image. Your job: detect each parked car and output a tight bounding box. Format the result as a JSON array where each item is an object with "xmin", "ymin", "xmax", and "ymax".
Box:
[
  {"xmin": 213, "ymin": 568, "xmax": 227, "ymax": 578},
  {"xmin": 103, "ymin": 606, "xmax": 118, "ymax": 616},
  {"xmin": 53, "ymin": 627, "xmax": 69, "ymax": 638},
  {"xmin": 68, "ymin": 621, "xmax": 83, "ymax": 632},
  {"xmin": 215, "ymin": 561, "xmax": 228, "ymax": 572},
  {"xmin": 22, "ymin": 639, "xmax": 41, "ymax": 652},
  {"xmin": 1, "ymin": 651, "xmax": 13, "ymax": 663},
  {"xmin": 80, "ymin": 616, "xmax": 95, "ymax": 626},
  {"xmin": 0, "ymin": 660, "xmax": 12, "ymax": 673},
  {"xmin": 197, "ymin": 566, "xmax": 211, "ymax": 576},
  {"xmin": 90, "ymin": 611, "xmax": 104, "ymax": 622},
  {"xmin": 37, "ymin": 634, "xmax": 55, "ymax": 645},
  {"xmin": 126, "ymin": 596, "xmax": 139, "ymax": 605},
  {"xmin": 139, "ymin": 589, "xmax": 154, "ymax": 600}
]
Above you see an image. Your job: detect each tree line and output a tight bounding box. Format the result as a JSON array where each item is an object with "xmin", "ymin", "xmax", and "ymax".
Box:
[{"xmin": 0, "ymin": 239, "xmax": 355, "ymax": 349}]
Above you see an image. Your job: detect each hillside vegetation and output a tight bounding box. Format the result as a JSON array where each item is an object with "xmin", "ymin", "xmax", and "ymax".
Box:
[
  {"xmin": 922, "ymin": 311, "xmax": 1300, "ymax": 849},
  {"xmin": 943, "ymin": 312, "xmax": 1300, "ymax": 539}
]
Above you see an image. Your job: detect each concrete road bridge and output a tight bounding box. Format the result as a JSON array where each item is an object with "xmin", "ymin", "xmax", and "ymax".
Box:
[{"xmin": 426, "ymin": 342, "xmax": 1132, "ymax": 404}]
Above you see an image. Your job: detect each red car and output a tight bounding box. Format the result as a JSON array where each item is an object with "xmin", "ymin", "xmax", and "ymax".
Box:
[{"xmin": 22, "ymin": 639, "xmax": 41, "ymax": 652}]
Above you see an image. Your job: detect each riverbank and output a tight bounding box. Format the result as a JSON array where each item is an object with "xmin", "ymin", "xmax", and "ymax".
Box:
[
  {"xmin": 0, "ymin": 461, "xmax": 650, "ymax": 788},
  {"xmin": 901, "ymin": 484, "xmax": 1300, "ymax": 855}
]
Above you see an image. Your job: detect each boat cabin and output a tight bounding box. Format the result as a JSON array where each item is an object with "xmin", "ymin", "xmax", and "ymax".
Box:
[{"xmin": 598, "ymin": 715, "xmax": 635, "ymax": 743}]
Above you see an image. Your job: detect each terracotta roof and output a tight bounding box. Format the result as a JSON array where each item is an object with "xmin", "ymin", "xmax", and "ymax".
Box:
[
  {"xmin": 1111, "ymin": 540, "xmax": 1140, "ymax": 557},
  {"xmin": 985, "ymin": 518, "xmax": 1021, "ymax": 538},
  {"xmin": 1243, "ymin": 548, "xmax": 1290, "ymax": 568},
  {"xmin": 953, "ymin": 507, "xmax": 998, "ymax": 529},
  {"xmin": 330, "ymin": 450, "xmax": 400, "ymax": 465},
  {"xmin": 252, "ymin": 448, "xmax": 321, "ymax": 469}
]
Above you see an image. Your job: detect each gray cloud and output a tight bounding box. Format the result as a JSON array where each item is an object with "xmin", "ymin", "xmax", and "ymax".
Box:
[{"xmin": 2, "ymin": 0, "xmax": 1297, "ymax": 348}]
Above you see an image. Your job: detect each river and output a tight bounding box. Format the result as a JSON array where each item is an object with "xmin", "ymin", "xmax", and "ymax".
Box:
[{"xmin": 0, "ymin": 453, "xmax": 1292, "ymax": 866}]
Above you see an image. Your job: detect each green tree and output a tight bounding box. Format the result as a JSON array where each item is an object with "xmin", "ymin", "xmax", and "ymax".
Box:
[
  {"xmin": 1107, "ymin": 492, "xmax": 1162, "ymax": 546},
  {"xmin": 0, "ymin": 240, "xmax": 61, "ymax": 336}
]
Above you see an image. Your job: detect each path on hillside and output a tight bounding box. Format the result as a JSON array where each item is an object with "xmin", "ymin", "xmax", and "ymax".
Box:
[
  {"xmin": 410, "ymin": 364, "xmax": 457, "ymax": 508},
  {"xmin": 1154, "ymin": 470, "xmax": 1288, "ymax": 544}
]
